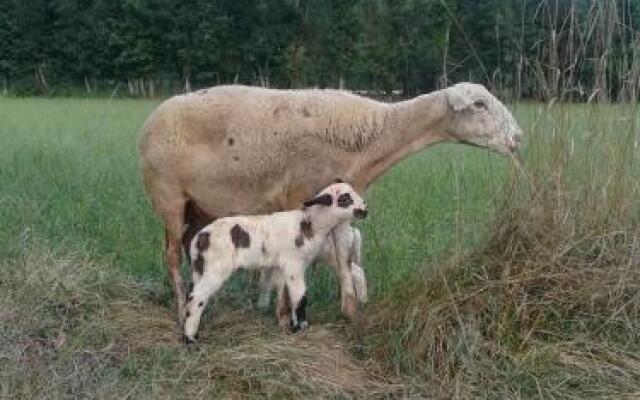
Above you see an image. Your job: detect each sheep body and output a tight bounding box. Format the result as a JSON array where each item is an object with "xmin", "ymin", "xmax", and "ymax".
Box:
[
  {"xmin": 183, "ymin": 183, "xmax": 367, "ymax": 343},
  {"xmin": 139, "ymin": 83, "xmax": 524, "ymax": 326}
]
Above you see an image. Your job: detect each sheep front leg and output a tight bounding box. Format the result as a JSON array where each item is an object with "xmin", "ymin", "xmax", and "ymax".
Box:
[
  {"xmin": 184, "ymin": 265, "xmax": 232, "ymax": 344},
  {"xmin": 165, "ymin": 228, "xmax": 187, "ymax": 328},
  {"xmin": 285, "ymin": 267, "xmax": 308, "ymax": 333},
  {"xmin": 350, "ymin": 228, "xmax": 368, "ymax": 303},
  {"xmin": 351, "ymin": 263, "xmax": 368, "ymax": 304},
  {"xmin": 329, "ymin": 224, "xmax": 359, "ymax": 321}
]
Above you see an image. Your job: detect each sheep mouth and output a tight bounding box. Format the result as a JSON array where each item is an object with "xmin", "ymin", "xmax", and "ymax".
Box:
[{"xmin": 353, "ymin": 209, "xmax": 368, "ymax": 219}]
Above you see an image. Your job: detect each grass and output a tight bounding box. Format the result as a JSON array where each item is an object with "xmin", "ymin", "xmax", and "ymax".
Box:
[{"xmin": 1, "ymin": 97, "xmax": 639, "ymax": 398}]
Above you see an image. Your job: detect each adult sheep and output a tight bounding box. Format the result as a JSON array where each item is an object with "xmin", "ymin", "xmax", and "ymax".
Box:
[{"xmin": 138, "ymin": 83, "xmax": 523, "ymax": 326}]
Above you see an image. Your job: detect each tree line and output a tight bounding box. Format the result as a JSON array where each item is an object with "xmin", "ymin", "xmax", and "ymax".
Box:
[{"xmin": 1, "ymin": 0, "xmax": 639, "ymax": 100}]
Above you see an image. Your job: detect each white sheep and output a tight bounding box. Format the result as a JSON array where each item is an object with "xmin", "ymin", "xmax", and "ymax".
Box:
[
  {"xmin": 139, "ymin": 82, "xmax": 524, "ymax": 326},
  {"xmin": 183, "ymin": 182, "xmax": 367, "ymax": 343}
]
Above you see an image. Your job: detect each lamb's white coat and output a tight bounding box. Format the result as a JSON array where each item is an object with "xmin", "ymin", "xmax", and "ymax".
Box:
[{"xmin": 183, "ymin": 183, "xmax": 367, "ymax": 341}]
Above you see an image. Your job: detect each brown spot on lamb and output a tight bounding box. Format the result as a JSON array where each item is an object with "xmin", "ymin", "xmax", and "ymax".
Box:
[{"xmin": 230, "ymin": 224, "xmax": 251, "ymax": 248}]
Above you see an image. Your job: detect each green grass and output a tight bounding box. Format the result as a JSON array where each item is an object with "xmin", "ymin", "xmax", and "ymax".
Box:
[
  {"xmin": 0, "ymin": 96, "xmax": 511, "ymax": 303},
  {"xmin": 2, "ymin": 97, "xmax": 640, "ymax": 398}
]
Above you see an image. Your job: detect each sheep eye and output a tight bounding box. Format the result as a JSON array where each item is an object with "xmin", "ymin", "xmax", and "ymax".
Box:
[{"xmin": 474, "ymin": 99, "xmax": 487, "ymax": 109}]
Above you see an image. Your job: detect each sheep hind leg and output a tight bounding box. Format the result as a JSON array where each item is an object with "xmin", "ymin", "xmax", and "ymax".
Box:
[
  {"xmin": 325, "ymin": 227, "xmax": 360, "ymax": 322},
  {"xmin": 350, "ymin": 263, "xmax": 368, "ymax": 304},
  {"xmin": 158, "ymin": 198, "xmax": 189, "ymax": 329},
  {"xmin": 350, "ymin": 229, "xmax": 367, "ymax": 303}
]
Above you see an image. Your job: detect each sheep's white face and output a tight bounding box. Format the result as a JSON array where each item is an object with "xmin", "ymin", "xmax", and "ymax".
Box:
[
  {"xmin": 303, "ymin": 182, "xmax": 367, "ymax": 221},
  {"xmin": 445, "ymin": 83, "xmax": 523, "ymax": 155}
]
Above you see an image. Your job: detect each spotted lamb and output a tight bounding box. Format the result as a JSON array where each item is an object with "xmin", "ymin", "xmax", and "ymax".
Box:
[{"xmin": 183, "ymin": 182, "xmax": 367, "ymax": 344}]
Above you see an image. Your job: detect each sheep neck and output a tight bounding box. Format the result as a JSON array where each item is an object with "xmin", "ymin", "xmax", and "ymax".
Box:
[{"xmin": 351, "ymin": 90, "xmax": 450, "ymax": 190}]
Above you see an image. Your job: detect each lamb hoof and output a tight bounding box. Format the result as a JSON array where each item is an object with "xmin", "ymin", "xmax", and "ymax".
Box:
[
  {"xmin": 291, "ymin": 320, "xmax": 309, "ymax": 333},
  {"xmin": 183, "ymin": 334, "xmax": 198, "ymax": 346}
]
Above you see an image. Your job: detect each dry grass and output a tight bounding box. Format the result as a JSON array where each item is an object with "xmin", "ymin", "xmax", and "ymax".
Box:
[
  {"xmin": 366, "ymin": 103, "xmax": 640, "ymax": 398},
  {"xmin": 0, "ymin": 240, "xmax": 413, "ymax": 399}
]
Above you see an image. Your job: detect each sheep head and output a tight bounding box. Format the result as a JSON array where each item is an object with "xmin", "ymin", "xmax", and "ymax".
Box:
[{"xmin": 444, "ymin": 83, "xmax": 522, "ymax": 155}]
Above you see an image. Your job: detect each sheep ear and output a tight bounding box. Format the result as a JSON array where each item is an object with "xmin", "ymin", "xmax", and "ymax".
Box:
[
  {"xmin": 303, "ymin": 194, "xmax": 333, "ymax": 208},
  {"xmin": 446, "ymin": 85, "xmax": 470, "ymax": 112}
]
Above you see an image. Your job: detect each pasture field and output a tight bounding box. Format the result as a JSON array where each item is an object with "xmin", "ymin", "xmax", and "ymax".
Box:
[{"xmin": 1, "ymin": 97, "xmax": 640, "ymax": 398}]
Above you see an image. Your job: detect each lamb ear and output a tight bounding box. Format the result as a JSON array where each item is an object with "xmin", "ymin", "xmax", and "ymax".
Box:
[
  {"xmin": 303, "ymin": 194, "xmax": 333, "ymax": 208},
  {"xmin": 446, "ymin": 85, "xmax": 471, "ymax": 112}
]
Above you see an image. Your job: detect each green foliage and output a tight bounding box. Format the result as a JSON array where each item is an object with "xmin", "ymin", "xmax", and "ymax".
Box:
[{"xmin": 3, "ymin": 0, "xmax": 639, "ymax": 98}]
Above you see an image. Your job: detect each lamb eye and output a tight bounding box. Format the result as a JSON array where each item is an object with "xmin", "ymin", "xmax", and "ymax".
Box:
[{"xmin": 337, "ymin": 193, "xmax": 354, "ymax": 208}]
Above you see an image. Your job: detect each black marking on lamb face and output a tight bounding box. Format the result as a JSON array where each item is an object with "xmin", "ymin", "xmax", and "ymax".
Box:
[
  {"xmin": 186, "ymin": 310, "xmax": 191, "ymax": 318},
  {"xmin": 198, "ymin": 301, "xmax": 203, "ymax": 308},
  {"xmin": 194, "ymin": 255, "xmax": 205, "ymax": 275},
  {"xmin": 261, "ymin": 242, "xmax": 268, "ymax": 255},
  {"xmin": 304, "ymin": 194, "xmax": 332, "ymax": 208},
  {"xmin": 300, "ymin": 219, "xmax": 313, "ymax": 239},
  {"xmin": 187, "ymin": 293, "xmax": 194, "ymax": 302},
  {"xmin": 227, "ymin": 137, "xmax": 235, "ymax": 146},
  {"xmin": 295, "ymin": 235, "xmax": 304, "ymax": 247},
  {"xmin": 337, "ymin": 192, "xmax": 354, "ymax": 208},
  {"xmin": 230, "ymin": 224, "xmax": 251, "ymax": 248}
]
